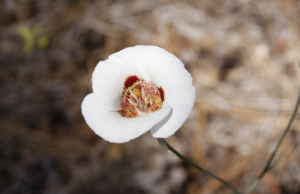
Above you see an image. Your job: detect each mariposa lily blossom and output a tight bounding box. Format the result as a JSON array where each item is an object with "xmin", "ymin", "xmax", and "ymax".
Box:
[{"xmin": 81, "ymin": 45, "xmax": 195, "ymax": 143}]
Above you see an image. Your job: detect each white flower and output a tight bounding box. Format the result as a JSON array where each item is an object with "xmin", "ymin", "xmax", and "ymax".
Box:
[{"xmin": 81, "ymin": 45, "xmax": 195, "ymax": 143}]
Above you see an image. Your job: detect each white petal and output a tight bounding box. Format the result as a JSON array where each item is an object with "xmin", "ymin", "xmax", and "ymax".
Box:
[
  {"xmin": 137, "ymin": 46, "xmax": 195, "ymax": 138},
  {"xmin": 92, "ymin": 45, "xmax": 146, "ymax": 111},
  {"xmin": 82, "ymin": 93, "xmax": 171, "ymax": 143}
]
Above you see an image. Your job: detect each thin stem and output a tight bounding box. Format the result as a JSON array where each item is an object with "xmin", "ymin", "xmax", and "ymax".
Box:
[
  {"xmin": 246, "ymin": 91, "xmax": 300, "ymax": 194},
  {"xmin": 157, "ymin": 138, "xmax": 240, "ymax": 194}
]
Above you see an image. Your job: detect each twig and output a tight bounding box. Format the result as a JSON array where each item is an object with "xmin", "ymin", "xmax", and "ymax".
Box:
[{"xmin": 246, "ymin": 91, "xmax": 300, "ymax": 194}]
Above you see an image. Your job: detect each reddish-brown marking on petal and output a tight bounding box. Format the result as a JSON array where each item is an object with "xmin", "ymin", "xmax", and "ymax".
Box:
[
  {"xmin": 158, "ymin": 87, "xmax": 165, "ymax": 102},
  {"xmin": 124, "ymin": 75, "xmax": 139, "ymax": 89}
]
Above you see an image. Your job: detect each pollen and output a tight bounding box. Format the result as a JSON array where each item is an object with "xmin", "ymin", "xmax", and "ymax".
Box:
[{"xmin": 119, "ymin": 76, "xmax": 164, "ymax": 118}]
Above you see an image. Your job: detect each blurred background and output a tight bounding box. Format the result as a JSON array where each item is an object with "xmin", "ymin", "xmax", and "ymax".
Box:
[{"xmin": 1, "ymin": 0, "xmax": 300, "ymax": 193}]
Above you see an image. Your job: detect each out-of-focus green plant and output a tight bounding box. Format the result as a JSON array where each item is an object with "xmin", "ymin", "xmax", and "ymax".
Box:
[{"xmin": 17, "ymin": 24, "xmax": 49, "ymax": 54}]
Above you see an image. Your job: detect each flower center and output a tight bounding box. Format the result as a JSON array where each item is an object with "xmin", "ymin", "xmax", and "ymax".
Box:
[{"xmin": 119, "ymin": 76, "xmax": 164, "ymax": 118}]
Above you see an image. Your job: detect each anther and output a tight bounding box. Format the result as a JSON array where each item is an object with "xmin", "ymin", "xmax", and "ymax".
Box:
[
  {"xmin": 142, "ymin": 88, "xmax": 146, "ymax": 100},
  {"xmin": 128, "ymin": 98, "xmax": 137, "ymax": 106},
  {"xmin": 129, "ymin": 90, "xmax": 137, "ymax": 100}
]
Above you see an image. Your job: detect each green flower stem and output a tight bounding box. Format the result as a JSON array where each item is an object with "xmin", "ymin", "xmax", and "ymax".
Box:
[
  {"xmin": 157, "ymin": 138, "xmax": 240, "ymax": 194},
  {"xmin": 246, "ymin": 91, "xmax": 300, "ymax": 194}
]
